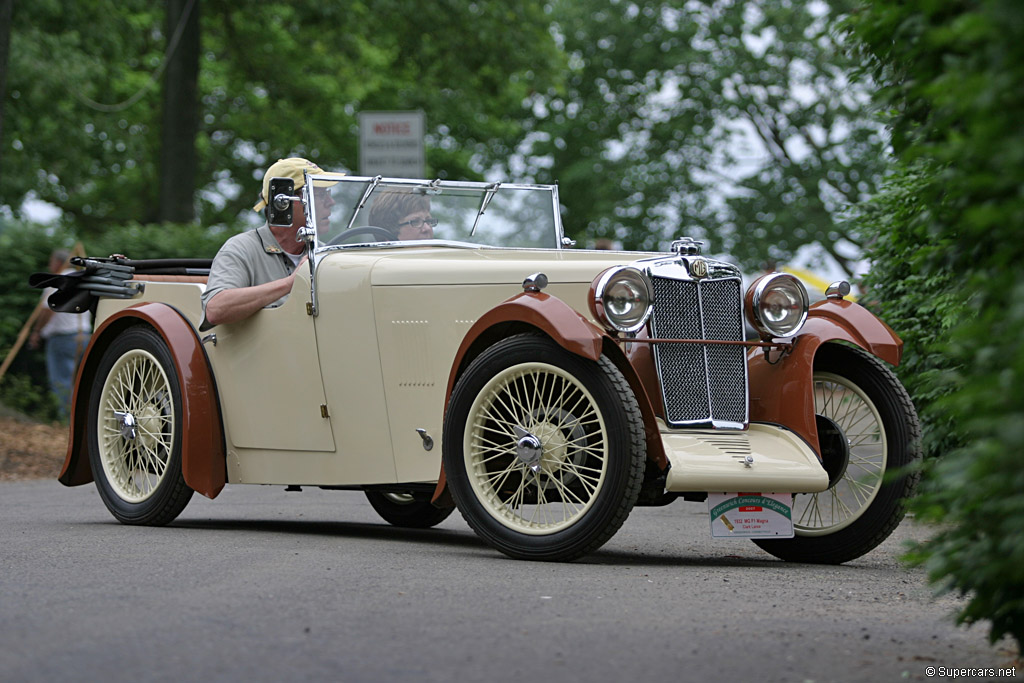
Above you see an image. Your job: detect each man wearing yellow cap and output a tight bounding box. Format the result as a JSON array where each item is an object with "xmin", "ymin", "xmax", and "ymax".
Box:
[{"xmin": 201, "ymin": 158, "xmax": 333, "ymax": 328}]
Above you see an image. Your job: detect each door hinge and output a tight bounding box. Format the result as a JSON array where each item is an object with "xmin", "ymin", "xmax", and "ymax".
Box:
[
  {"xmin": 306, "ymin": 302, "xmax": 315, "ymax": 316},
  {"xmin": 320, "ymin": 403, "xmax": 330, "ymax": 418}
]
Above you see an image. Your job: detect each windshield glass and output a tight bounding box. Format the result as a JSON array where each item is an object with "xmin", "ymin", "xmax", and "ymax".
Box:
[{"xmin": 307, "ymin": 176, "xmax": 561, "ymax": 249}]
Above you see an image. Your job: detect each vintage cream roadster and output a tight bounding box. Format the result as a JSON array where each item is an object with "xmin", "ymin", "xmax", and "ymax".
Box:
[{"xmin": 51, "ymin": 173, "xmax": 920, "ymax": 562}]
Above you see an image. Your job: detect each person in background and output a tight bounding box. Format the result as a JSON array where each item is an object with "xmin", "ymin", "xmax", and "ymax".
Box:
[{"xmin": 30, "ymin": 249, "xmax": 91, "ymax": 420}]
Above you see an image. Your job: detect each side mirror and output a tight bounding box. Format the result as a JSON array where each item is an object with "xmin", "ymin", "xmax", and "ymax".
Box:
[{"xmin": 267, "ymin": 177, "xmax": 302, "ymax": 227}]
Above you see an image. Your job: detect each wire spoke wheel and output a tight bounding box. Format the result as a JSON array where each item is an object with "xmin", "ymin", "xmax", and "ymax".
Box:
[
  {"xmin": 98, "ymin": 349, "xmax": 175, "ymax": 503},
  {"xmin": 88, "ymin": 326, "xmax": 193, "ymax": 526},
  {"xmin": 792, "ymin": 372, "xmax": 886, "ymax": 535},
  {"xmin": 364, "ymin": 490, "xmax": 455, "ymax": 529},
  {"xmin": 444, "ymin": 334, "xmax": 645, "ymax": 562},
  {"xmin": 465, "ymin": 362, "xmax": 608, "ymax": 535},
  {"xmin": 753, "ymin": 344, "xmax": 920, "ymax": 564}
]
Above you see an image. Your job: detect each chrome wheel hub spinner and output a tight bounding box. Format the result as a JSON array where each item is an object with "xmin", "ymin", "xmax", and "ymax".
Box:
[
  {"xmin": 513, "ymin": 425, "xmax": 543, "ymax": 472},
  {"xmin": 114, "ymin": 411, "xmax": 137, "ymax": 441}
]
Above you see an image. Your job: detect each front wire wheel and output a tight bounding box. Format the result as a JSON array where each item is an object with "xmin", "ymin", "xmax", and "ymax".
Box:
[
  {"xmin": 88, "ymin": 326, "xmax": 193, "ymax": 525},
  {"xmin": 754, "ymin": 344, "xmax": 921, "ymax": 564},
  {"xmin": 794, "ymin": 371, "xmax": 885, "ymax": 534},
  {"xmin": 444, "ymin": 334, "xmax": 646, "ymax": 561},
  {"xmin": 466, "ymin": 362, "xmax": 607, "ymax": 534}
]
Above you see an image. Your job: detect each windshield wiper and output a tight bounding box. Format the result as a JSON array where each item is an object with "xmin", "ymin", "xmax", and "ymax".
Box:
[
  {"xmin": 469, "ymin": 182, "xmax": 501, "ymax": 237},
  {"xmin": 344, "ymin": 175, "xmax": 383, "ymax": 232}
]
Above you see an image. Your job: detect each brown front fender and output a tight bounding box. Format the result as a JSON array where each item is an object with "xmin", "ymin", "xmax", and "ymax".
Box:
[
  {"xmin": 432, "ymin": 290, "xmax": 663, "ymax": 504},
  {"xmin": 444, "ymin": 291, "xmax": 603, "ymax": 401},
  {"xmin": 748, "ymin": 298, "xmax": 904, "ymax": 460},
  {"xmin": 60, "ymin": 302, "xmax": 227, "ymax": 499}
]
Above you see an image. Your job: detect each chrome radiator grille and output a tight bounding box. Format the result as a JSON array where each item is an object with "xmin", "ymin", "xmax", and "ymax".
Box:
[{"xmin": 648, "ymin": 276, "xmax": 748, "ymax": 427}]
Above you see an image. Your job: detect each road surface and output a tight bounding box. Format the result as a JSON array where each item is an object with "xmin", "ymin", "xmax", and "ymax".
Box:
[{"xmin": 1, "ymin": 480, "xmax": 1017, "ymax": 682}]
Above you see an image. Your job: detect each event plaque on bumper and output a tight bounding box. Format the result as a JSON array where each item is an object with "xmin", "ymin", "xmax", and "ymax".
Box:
[{"xmin": 708, "ymin": 493, "xmax": 795, "ymax": 538}]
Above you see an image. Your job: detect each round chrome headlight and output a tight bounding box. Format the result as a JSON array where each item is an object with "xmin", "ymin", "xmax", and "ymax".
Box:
[
  {"xmin": 747, "ymin": 273, "xmax": 809, "ymax": 339},
  {"xmin": 590, "ymin": 266, "xmax": 654, "ymax": 333}
]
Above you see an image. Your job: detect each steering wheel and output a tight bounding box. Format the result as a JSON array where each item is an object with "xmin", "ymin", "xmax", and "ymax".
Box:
[{"xmin": 327, "ymin": 225, "xmax": 397, "ymax": 245}]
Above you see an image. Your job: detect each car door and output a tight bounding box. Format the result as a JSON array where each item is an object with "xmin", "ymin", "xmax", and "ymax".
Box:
[
  {"xmin": 307, "ymin": 251, "xmax": 400, "ymax": 484},
  {"xmin": 204, "ymin": 267, "xmax": 336, "ymax": 478}
]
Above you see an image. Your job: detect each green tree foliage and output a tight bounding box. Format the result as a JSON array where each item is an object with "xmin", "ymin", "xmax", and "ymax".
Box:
[
  {"xmin": 3, "ymin": 0, "xmax": 164, "ymax": 229},
  {"xmin": 2, "ymin": 1, "xmax": 563, "ymax": 231},
  {"xmin": 858, "ymin": 161, "xmax": 963, "ymax": 462},
  {"xmin": 3, "ymin": 1, "xmax": 884, "ymax": 277},
  {"xmin": 531, "ymin": 0, "xmax": 885, "ymax": 274},
  {"xmin": 0, "ymin": 0, "xmax": 14, "ymax": 188},
  {"xmin": 851, "ymin": 0, "xmax": 1024, "ymax": 649}
]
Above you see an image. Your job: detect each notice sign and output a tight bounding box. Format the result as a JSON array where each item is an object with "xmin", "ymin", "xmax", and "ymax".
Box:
[
  {"xmin": 708, "ymin": 493, "xmax": 794, "ymax": 538},
  {"xmin": 359, "ymin": 111, "xmax": 425, "ymax": 178}
]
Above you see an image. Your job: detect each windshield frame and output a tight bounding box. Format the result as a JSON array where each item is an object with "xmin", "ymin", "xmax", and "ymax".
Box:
[{"xmin": 303, "ymin": 173, "xmax": 567, "ymax": 254}]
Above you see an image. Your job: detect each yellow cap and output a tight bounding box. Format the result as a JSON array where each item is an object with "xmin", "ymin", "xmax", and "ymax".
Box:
[{"xmin": 253, "ymin": 158, "xmax": 343, "ymax": 211}]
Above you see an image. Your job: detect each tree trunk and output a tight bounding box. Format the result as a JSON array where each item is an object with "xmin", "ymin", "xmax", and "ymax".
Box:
[
  {"xmin": 156, "ymin": 0, "xmax": 200, "ymax": 223},
  {"xmin": 0, "ymin": 0, "xmax": 15, "ymax": 191}
]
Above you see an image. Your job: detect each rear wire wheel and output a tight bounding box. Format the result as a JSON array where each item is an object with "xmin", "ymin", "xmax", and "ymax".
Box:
[
  {"xmin": 444, "ymin": 334, "xmax": 645, "ymax": 561},
  {"xmin": 88, "ymin": 326, "xmax": 193, "ymax": 525},
  {"xmin": 364, "ymin": 490, "xmax": 455, "ymax": 529},
  {"xmin": 753, "ymin": 344, "xmax": 920, "ymax": 563}
]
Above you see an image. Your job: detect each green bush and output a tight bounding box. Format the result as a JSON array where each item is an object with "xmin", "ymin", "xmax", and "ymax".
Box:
[
  {"xmin": 85, "ymin": 221, "xmax": 239, "ymax": 261},
  {"xmin": 851, "ymin": 0, "xmax": 1024, "ymax": 649},
  {"xmin": 858, "ymin": 162, "xmax": 963, "ymax": 462}
]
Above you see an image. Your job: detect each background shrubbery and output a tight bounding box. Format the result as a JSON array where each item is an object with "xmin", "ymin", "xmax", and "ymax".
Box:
[
  {"xmin": 857, "ymin": 162, "xmax": 963, "ymax": 463},
  {"xmin": 0, "ymin": 220, "xmax": 238, "ymax": 420},
  {"xmin": 851, "ymin": 0, "xmax": 1024, "ymax": 649}
]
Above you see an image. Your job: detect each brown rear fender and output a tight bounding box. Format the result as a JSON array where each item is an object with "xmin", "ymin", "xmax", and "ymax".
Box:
[
  {"xmin": 432, "ymin": 291, "xmax": 663, "ymax": 504},
  {"xmin": 60, "ymin": 302, "xmax": 227, "ymax": 499},
  {"xmin": 748, "ymin": 298, "xmax": 904, "ymax": 460}
]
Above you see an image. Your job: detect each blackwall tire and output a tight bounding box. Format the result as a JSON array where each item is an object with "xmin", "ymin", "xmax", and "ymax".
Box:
[
  {"xmin": 364, "ymin": 491, "xmax": 455, "ymax": 529},
  {"xmin": 88, "ymin": 326, "xmax": 194, "ymax": 526},
  {"xmin": 754, "ymin": 344, "xmax": 921, "ymax": 564},
  {"xmin": 443, "ymin": 334, "xmax": 645, "ymax": 561}
]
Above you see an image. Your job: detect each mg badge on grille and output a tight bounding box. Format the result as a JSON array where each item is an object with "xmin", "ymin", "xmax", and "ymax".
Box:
[{"xmin": 689, "ymin": 258, "xmax": 708, "ymax": 279}]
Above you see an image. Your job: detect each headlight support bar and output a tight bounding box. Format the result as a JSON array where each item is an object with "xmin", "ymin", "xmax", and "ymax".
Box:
[{"xmin": 616, "ymin": 337, "xmax": 793, "ymax": 349}]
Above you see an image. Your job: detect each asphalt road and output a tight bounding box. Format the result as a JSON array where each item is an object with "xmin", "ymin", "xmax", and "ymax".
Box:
[{"xmin": 1, "ymin": 480, "xmax": 1018, "ymax": 683}]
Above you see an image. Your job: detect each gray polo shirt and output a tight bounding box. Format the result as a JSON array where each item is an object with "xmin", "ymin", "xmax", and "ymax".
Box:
[{"xmin": 201, "ymin": 224, "xmax": 301, "ymax": 328}]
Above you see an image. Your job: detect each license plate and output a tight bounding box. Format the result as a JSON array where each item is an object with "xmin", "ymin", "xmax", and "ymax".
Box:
[{"xmin": 708, "ymin": 493, "xmax": 795, "ymax": 538}]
